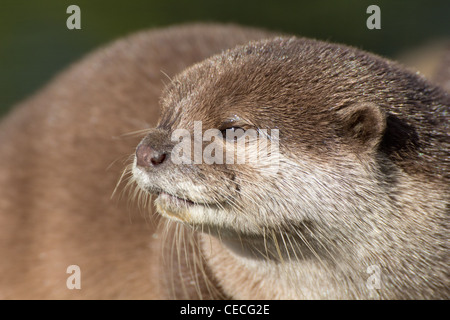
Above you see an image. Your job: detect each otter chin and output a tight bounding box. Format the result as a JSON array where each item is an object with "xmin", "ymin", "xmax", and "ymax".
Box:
[
  {"xmin": 154, "ymin": 192, "xmax": 223, "ymax": 224},
  {"xmin": 155, "ymin": 192, "xmax": 194, "ymax": 222},
  {"xmin": 132, "ymin": 35, "xmax": 449, "ymax": 299}
]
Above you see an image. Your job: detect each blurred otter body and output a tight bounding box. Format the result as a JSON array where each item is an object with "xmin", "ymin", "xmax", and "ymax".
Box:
[{"xmin": 0, "ymin": 24, "xmax": 273, "ymax": 299}]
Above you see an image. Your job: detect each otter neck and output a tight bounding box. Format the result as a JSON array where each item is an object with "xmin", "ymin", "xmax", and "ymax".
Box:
[{"xmin": 199, "ymin": 231, "xmax": 377, "ymax": 299}]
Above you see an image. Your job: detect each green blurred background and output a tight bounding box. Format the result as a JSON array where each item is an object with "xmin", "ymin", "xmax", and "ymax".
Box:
[{"xmin": 1, "ymin": 0, "xmax": 449, "ymax": 116}]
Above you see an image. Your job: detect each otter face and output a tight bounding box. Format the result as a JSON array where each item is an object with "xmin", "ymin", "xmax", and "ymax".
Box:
[{"xmin": 132, "ymin": 37, "xmax": 389, "ymax": 237}]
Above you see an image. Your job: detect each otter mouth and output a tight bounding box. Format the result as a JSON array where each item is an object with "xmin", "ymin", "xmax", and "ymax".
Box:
[
  {"xmin": 154, "ymin": 190, "xmax": 221, "ymax": 222},
  {"xmin": 157, "ymin": 191, "xmax": 205, "ymax": 207},
  {"xmin": 132, "ymin": 166, "xmax": 225, "ymax": 222}
]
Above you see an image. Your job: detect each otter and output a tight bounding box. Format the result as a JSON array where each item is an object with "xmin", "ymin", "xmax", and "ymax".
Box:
[
  {"xmin": 0, "ymin": 23, "xmax": 448, "ymax": 300},
  {"xmin": 132, "ymin": 37, "xmax": 449, "ymax": 299},
  {"xmin": 0, "ymin": 24, "xmax": 274, "ymax": 299}
]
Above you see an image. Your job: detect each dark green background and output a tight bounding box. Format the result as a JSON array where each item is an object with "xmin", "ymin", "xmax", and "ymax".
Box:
[{"xmin": 1, "ymin": 0, "xmax": 449, "ymax": 115}]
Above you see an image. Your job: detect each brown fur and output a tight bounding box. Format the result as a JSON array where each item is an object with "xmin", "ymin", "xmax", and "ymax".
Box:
[
  {"xmin": 135, "ymin": 37, "xmax": 449, "ymax": 299},
  {"xmin": 1, "ymin": 23, "xmax": 448, "ymax": 300},
  {"xmin": 0, "ymin": 24, "xmax": 274, "ymax": 299}
]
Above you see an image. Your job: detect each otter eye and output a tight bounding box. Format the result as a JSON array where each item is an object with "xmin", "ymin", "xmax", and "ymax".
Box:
[{"xmin": 220, "ymin": 126, "xmax": 246, "ymax": 141}]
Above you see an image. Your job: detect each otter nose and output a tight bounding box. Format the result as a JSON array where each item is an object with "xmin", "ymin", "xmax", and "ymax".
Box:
[{"xmin": 136, "ymin": 144, "xmax": 167, "ymax": 167}]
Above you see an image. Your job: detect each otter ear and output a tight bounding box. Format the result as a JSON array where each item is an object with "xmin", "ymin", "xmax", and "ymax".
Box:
[{"xmin": 336, "ymin": 102, "xmax": 386, "ymax": 150}]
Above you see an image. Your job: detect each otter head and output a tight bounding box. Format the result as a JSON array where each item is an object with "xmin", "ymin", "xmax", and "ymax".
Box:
[{"xmin": 132, "ymin": 37, "xmax": 395, "ymax": 243}]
